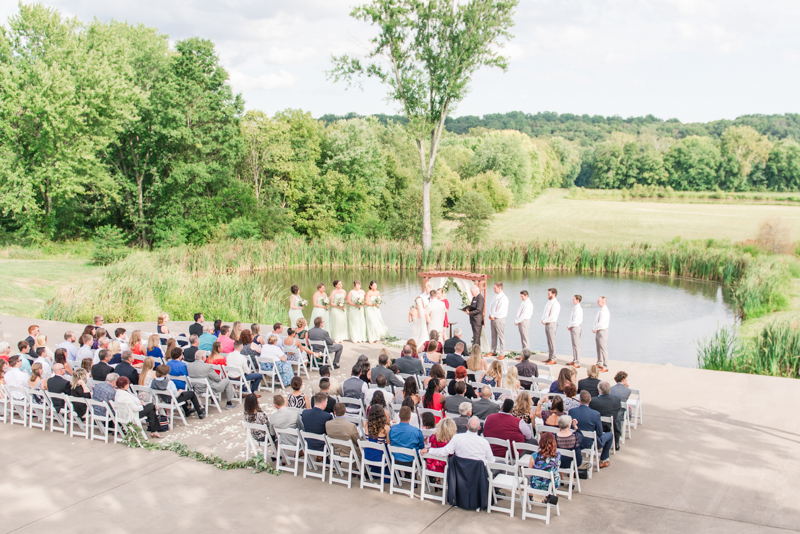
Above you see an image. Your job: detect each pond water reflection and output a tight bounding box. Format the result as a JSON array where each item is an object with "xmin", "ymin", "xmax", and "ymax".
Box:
[{"xmin": 255, "ymin": 269, "xmax": 735, "ymax": 368}]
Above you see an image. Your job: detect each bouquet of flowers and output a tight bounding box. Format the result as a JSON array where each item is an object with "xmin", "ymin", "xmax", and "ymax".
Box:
[
  {"xmin": 297, "ymin": 298, "xmax": 308, "ymax": 308},
  {"xmin": 373, "ymin": 296, "xmax": 384, "ymax": 308},
  {"xmin": 320, "ymin": 297, "xmax": 330, "ymax": 307},
  {"xmin": 353, "ymin": 296, "xmax": 365, "ymax": 307},
  {"xmin": 332, "ymin": 295, "xmax": 345, "ymax": 308}
]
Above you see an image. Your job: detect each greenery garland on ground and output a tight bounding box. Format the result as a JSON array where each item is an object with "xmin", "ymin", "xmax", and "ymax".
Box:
[{"xmin": 121, "ymin": 424, "xmax": 278, "ymax": 474}]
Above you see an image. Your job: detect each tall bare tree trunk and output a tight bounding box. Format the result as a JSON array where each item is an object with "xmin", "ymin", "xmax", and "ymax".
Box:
[{"xmin": 422, "ymin": 179, "xmax": 432, "ymax": 249}]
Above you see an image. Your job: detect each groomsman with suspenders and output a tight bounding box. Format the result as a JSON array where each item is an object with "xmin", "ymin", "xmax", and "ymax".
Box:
[
  {"xmin": 593, "ymin": 296, "xmax": 611, "ymax": 372},
  {"xmin": 488, "ymin": 282, "xmax": 508, "ymax": 356},
  {"xmin": 514, "ymin": 290, "xmax": 533, "ymax": 351},
  {"xmin": 568, "ymin": 295, "xmax": 583, "ymax": 368},
  {"xmin": 541, "ymin": 288, "xmax": 560, "ymax": 365}
]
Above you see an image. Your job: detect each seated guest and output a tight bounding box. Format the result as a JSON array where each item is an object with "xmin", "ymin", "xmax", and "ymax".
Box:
[
  {"xmin": 611, "ymin": 371, "xmax": 632, "ymax": 443},
  {"xmin": 388, "ymin": 406, "xmax": 425, "ymax": 465},
  {"xmin": 287, "ymin": 376, "xmax": 309, "ymax": 409},
  {"xmin": 569, "ymin": 390, "xmax": 613, "ymax": 468},
  {"xmin": 421, "ymin": 416, "xmax": 494, "ymax": 465},
  {"xmin": 76, "ymin": 334, "xmax": 94, "ymax": 364},
  {"xmin": 113, "ymin": 328, "xmax": 130, "ymax": 353},
  {"xmin": 421, "ymin": 411, "xmax": 437, "ymax": 430},
  {"xmin": 115, "ymin": 376, "xmax": 162, "ymax": 439},
  {"xmin": 68, "ymin": 368, "xmax": 91, "ymax": 419},
  {"xmin": 342, "ymin": 364, "xmax": 368, "ymax": 411},
  {"xmin": 578, "ymin": 365, "xmax": 602, "ymax": 397},
  {"xmin": 395, "ymin": 376, "xmax": 420, "ymax": 405},
  {"xmin": 146, "ymin": 334, "xmax": 164, "ymax": 361},
  {"xmin": 243, "ymin": 393, "xmax": 269, "ymax": 442},
  {"xmin": 536, "ymin": 395, "xmax": 566, "ymax": 427},
  {"xmin": 93, "ymin": 337, "xmax": 110, "ymax": 365},
  {"xmin": 308, "ymin": 317, "xmax": 343, "ymax": 369},
  {"xmin": 394, "ymin": 345, "xmax": 424, "ymax": 376},
  {"xmin": 554, "ymin": 415, "xmax": 583, "ymax": 469},
  {"xmin": 483, "ymin": 399, "xmax": 533, "ymax": 457},
  {"xmin": 365, "ymin": 373, "xmax": 393, "ymax": 407},
  {"xmin": 367, "ymin": 390, "xmax": 392, "ymax": 421},
  {"xmin": 563, "ymin": 382, "xmax": 580, "ymax": 411},
  {"xmin": 269, "ymin": 394, "xmax": 301, "ymax": 445},
  {"xmin": 114, "ymin": 351, "xmax": 140, "ymax": 386},
  {"xmin": 444, "ymin": 380, "xmax": 471, "ymax": 414},
  {"xmin": 481, "ymin": 360, "xmax": 503, "ymax": 389},
  {"xmin": 406, "ymin": 339, "xmax": 419, "ymax": 359},
  {"xmin": 426, "ymin": 417, "xmax": 457, "ymax": 473},
  {"xmin": 16, "ymin": 341, "xmax": 33, "ymax": 373},
  {"xmin": 107, "ymin": 341, "xmax": 123, "ymax": 365},
  {"xmin": 549, "ymin": 367, "xmax": 575, "ymax": 394},
  {"xmin": 300, "ymin": 392, "xmax": 333, "ymax": 450},
  {"xmin": 465, "ymin": 344, "xmax": 487, "ymax": 382},
  {"xmin": 371, "ymin": 350, "xmax": 404, "ymax": 388},
  {"xmin": 182, "ymin": 335, "xmax": 200, "ymax": 363},
  {"xmin": 189, "ymin": 313, "xmax": 205, "ymax": 337},
  {"xmin": 129, "ymin": 330, "xmax": 144, "ymax": 360},
  {"xmin": 326, "ymin": 402, "xmax": 361, "ymax": 457},
  {"xmin": 53, "ymin": 348, "xmax": 73, "ymax": 377},
  {"xmin": 471, "ymin": 386, "xmax": 500, "ymax": 420},
  {"xmin": 356, "ymin": 354, "xmax": 371, "ymax": 383},
  {"xmin": 312, "ymin": 379, "xmax": 336, "ymax": 413},
  {"xmin": 24, "ymin": 324, "xmax": 39, "ymax": 350},
  {"xmin": 226, "ymin": 338, "xmax": 262, "ymax": 397},
  {"xmin": 207, "ymin": 341, "xmax": 227, "ymax": 367},
  {"xmin": 313, "ymin": 366, "xmax": 341, "ymax": 396},
  {"xmin": 185, "ymin": 352, "xmax": 237, "ymax": 410},
  {"xmin": 91, "ymin": 373, "xmax": 119, "ymax": 417},
  {"xmin": 27, "ymin": 362, "xmax": 45, "ymax": 391},
  {"xmin": 454, "ymin": 402, "xmax": 473, "ymax": 434},
  {"xmin": 213, "ymin": 319, "xmax": 222, "ymax": 337},
  {"xmin": 268, "ymin": 322, "xmax": 284, "ymax": 341},
  {"xmin": 258, "ymin": 335, "xmax": 294, "ymax": 388},
  {"xmin": 527, "ymin": 432, "xmax": 561, "ymax": 495},
  {"xmin": 166, "ymin": 347, "xmax": 188, "ymax": 389},
  {"xmin": 422, "ymin": 330, "xmax": 443, "ymax": 354},
  {"xmin": 47, "ymin": 363, "xmax": 72, "ymax": 409},
  {"xmin": 447, "ymin": 365, "xmax": 477, "ymax": 399},
  {"xmin": 443, "ymin": 342, "xmax": 468, "ymax": 378},
  {"xmin": 151, "ymin": 364, "xmax": 205, "ymax": 419},
  {"xmin": 56, "ymin": 331, "xmax": 78, "ymax": 363},
  {"xmin": 443, "ymin": 328, "xmax": 468, "ymax": 356},
  {"xmin": 251, "ymin": 323, "xmax": 266, "ymax": 346},
  {"xmin": 0, "ymin": 341, "xmax": 11, "ymax": 363},
  {"xmin": 422, "ymin": 374, "xmax": 446, "ymax": 421},
  {"xmin": 198, "ymin": 325, "xmax": 217, "ymax": 352},
  {"xmin": 364, "ymin": 407, "xmax": 391, "ymax": 477},
  {"xmin": 217, "ymin": 326, "xmax": 235, "ymax": 354},
  {"xmin": 511, "ymin": 390, "xmax": 535, "ymax": 424},
  {"xmin": 91, "ymin": 350, "xmax": 113, "ymax": 382},
  {"xmin": 590, "ymin": 381, "xmax": 623, "ymax": 446},
  {"xmin": 515, "ymin": 348, "xmax": 539, "ymax": 388}
]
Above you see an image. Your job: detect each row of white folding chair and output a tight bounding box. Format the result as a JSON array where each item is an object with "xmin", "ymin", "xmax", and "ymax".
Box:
[
  {"xmin": 283, "ymin": 345, "xmax": 311, "ymax": 380},
  {"xmin": 256, "ymin": 355, "xmax": 287, "ymax": 392}
]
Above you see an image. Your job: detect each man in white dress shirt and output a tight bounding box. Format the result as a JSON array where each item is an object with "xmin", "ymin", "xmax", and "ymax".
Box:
[
  {"xmin": 568, "ymin": 295, "xmax": 583, "ymax": 368},
  {"xmin": 488, "ymin": 282, "xmax": 508, "ymax": 356},
  {"xmin": 514, "ymin": 290, "xmax": 534, "ymax": 352},
  {"xmin": 541, "ymin": 288, "xmax": 560, "ymax": 365},
  {"xmin": 421, "ymin": 417, "xmax": 494, "ymax": 465},
  {"xmin": 593, "ymin": 296, "xmax": 611, "ymax": 372}
]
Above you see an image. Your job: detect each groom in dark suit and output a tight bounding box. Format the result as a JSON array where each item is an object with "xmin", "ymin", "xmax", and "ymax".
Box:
[{"xmin": 468, "ymin": 287, "xmax": 485, "ymax": 348}]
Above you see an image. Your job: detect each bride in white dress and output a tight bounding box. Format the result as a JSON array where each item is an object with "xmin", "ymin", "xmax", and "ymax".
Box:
[
  {"xmin": 409, "ymin": 296, "xmax": 428, "ymax": 347},
  {"xmin": 426, "ymin": 289, "xmax": 446, "ymax": 338}
]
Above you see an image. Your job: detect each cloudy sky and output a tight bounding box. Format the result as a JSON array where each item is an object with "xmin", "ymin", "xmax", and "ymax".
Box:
[{"xmin": 2, "ymin": 0, "xmax": 798, "ymax": 123}]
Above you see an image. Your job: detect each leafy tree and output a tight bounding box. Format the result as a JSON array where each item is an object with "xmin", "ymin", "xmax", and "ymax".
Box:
[
  {"xmin": 91, "ymin": 225, "xmax": 129, "ymax": 265},
  {"xmin": 719, "ymin": 126, "xmax": 773, "ymax": 190},
  {"xmin": 330, "ymin": 0, "xmax": 519, "ymax": 249},
  {"xmin": 466, "ymin": 170, "xmax": 512, "ymax": 211},
  {"xmin": 664, "ymin": 136, "xmax": 722, "ymax": 190},
  {"xmin": 471, "ymin": 131, "xmax": 531, "ymax": 201},
  {"xmin": 451, "ymin": 190, "xmax": 494, "ymax": 244},
  {"xmin": 765, "ymin": 140, "xmax": 800, "ymax": 191}
]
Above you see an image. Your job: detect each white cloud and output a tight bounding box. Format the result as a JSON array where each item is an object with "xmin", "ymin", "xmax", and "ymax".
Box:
[{"xmin": 229, "ymin": 69, "xmax": 297, "ymax": 91}]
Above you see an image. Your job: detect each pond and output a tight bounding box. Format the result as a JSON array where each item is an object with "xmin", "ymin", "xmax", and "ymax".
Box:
[{"xmin": 257, "ymin": 269, "xmax": 736, "ymax": 368}]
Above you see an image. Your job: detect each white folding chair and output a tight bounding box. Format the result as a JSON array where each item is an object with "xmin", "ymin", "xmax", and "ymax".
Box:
[
  {"xmin": 7, "ymin": 386, "xmax": 28, "ymax": 426},
  {"xmin": 109, "ymin": 401, "xmax": 149, "ymax": 445},
  {"xmin": 556, "ymin": 448, "xmax": 581, "ymax": 499},
  {"xmin": 487, "ymin": 461, "xmax": 522, "ymax": 517},
  {"xmin": 67, "ymin": 397, "xmax": 89, "ymax": 439},
  {"xmin": 45, "ymin": 391, "xmax": 70, "ymax": 434},
  {"xmin": 512, "ymin": 441, "xmax": 539, "ymax": 468},
  {"xmin": 601, "ymin": 415, "xmax": 617, "ymax": 454},
  {"xmin": 307, "ymin": 341, "xmax": 331, "ymax": 370},
  {"xmin": 419, "ymin": 452, "xmax": 448, "ymax": 504},
  {"xmin": 491, "ymin": 386, "xmax": 513, "ymax": 400},
  {"xmin": 256, "ymin": 355, "xmax": 286, "ymax": 392},
  {"xmin": 628, "ymin": 389, "xmax": 643, "ymax": 427},
  {"xmin": 188, "ymin": 377, "xmax": 223, "ymax": 414},
  {"xmin": 225, "ymin": 366, "xmax": 252, "ymax": 403},
  {"xmin": 24, "ymin": 389, "xmax": 48, "ymax": 431},
  {"xmin": 301, "ymin": 431, "xmax": 329, "ymax": 481},
  {"xmin": 359, "ymin": 439, "xmax": 389, "ymax": 492},
  {"xmin": 520, "ymin": 468, "xmax": 560, "ymax": 523},
  {"xmin": 388, "ymin": 445, "xmax": 421, "ymax": 498},
  {"xmin": 326, "ymin": 436, "xmax": 361, "ymax": 488},
  {"xmin": 416, "ymin": 407, "xmax": 441, "ymax": 421},
  {"xmin": 484, "ymin": 437, "xmax": 512, "ymax": 463},
  {"xmin": 620, "ymin": 400, "xmax": 632, "ymax": 443},
  {"xmin": 242, "ymin": 421, "xmax": 278, "ymax": 465},
  {"xmin": 339, "ymin": 397, "xmax": 365, "ymax": 418},
  {"xmin": 284, "ymin": 346, "xmax": 310, "ymax": 380},
  {"xmin": 0, "ymin": 385, "xmax": 9, "ymax": 423},
  {"xmin": 130, "ymin": 385, "xmax": 154, "ymax": 404},
  {"xmin": 580, "ymin": 429, "xmax": 600, "ymax": 477},
  {"xmin": 532, "ymin": 377, "xmax": 553, "ymax": 392},
  {"xmin": 151, "ymin": 388, "xmax": 188, "ymax": 428},
  {"xmin": 535, "ymin": 423, "xmax": 560, "ymax": 439},
  {"xmin": 86, "ymin": 399, "xmax": 112, "ymax": 443},
  {"xmin": 275, "ymin": 427, "xmax": 302, "ymax": 476}
]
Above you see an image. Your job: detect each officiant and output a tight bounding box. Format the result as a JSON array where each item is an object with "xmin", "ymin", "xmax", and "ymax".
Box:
[{"xmin": 467, "ymin": 286, "xmax": 485, "ymax": 347}]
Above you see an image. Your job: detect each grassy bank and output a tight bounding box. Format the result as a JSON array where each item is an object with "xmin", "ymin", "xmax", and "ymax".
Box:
[{"xmin": 567, "ymin": 185, "xmax": 800, "ymax": 205}]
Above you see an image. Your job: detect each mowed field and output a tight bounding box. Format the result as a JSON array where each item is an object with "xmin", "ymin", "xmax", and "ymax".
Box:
[
  {"xmin": 0, "ymin": 259, "xmax": 99, "ymax": 318},
  {"xmin": 483, "ymin": 189, "xmax": 800, "ymax": 245}
]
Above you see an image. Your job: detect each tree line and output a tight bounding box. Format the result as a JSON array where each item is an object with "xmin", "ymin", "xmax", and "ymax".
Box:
[{"xmin": 2, "ymin": 4, "xmax": 799, "ymax": 249}]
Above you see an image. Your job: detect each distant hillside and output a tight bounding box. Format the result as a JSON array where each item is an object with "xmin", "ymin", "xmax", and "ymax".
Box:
[{"xmin": 319, "ymin": 111, "xmax": 800, "ymax": 144}]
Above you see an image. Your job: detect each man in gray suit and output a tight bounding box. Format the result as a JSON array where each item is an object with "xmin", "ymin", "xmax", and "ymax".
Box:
[
  {"xmin": 185, "ymin": 352, "xmax": 237, "ymax": 409},
  {"xmin": 270, "ymin": 394, "xmax": 302, "ymax": 446},
  {"xmin": 444, "ymin": 381, "xmax": 472, "ymax": 414},
  {"xmin": 371, "ymin": 352, "xmax": 403, "ymax": 388},
  {"xmin": 610, "ymin": 371, "xmax": 631, "ymax": 450},
  {"xmin": 308, "ymin": 317, "xmax": 343, "ymax": 369},
  {"xmin": 394, "ymin": 345, "xmax": 424, "ymax": 375},
  {"xmin": 471, "ymin": 386, "xmax": 500, "ymax": 420}
]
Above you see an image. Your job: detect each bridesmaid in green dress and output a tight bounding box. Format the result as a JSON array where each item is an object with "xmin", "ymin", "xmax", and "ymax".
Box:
[
  {"xmin": 365, "ymin": 280, "xmax": 390, "ymax": 343},
  {"xmin": 309, "ymin": 283, "xmax": 330, "ymax": 332},
  {"xmin": 329, "ymin": 279, "xmax": 349, "ymax": 343},
  {"xmin": 347, "ymin": 280, "xmax": 367, "ymax": 343},
  {"xmin": 288, "ymin": 285, "xmax": 305, "ymax": 329}
]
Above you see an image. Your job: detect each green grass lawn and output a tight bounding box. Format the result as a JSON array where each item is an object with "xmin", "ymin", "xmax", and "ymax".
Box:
[
  {"xmin": 0, "ymin": 259, "xmax": 100, "ymax": 318},
  {"xmin": 470, "ymin": 189, "xmax": 800, "ymax": 246}
]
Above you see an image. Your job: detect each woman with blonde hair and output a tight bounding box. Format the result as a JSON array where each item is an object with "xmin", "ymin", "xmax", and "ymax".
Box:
[
  {"xmin": 157, "ymin": 313, "xmax": 171, "ymax": 335},
  {"xmin": 208, "ymin": 341, "xmax": 227, "ymax": 367},
  {"xmin": 69, "ymin": 368, "xmax": 91, "ymax": 419},
  {"xmin": 138, "ymin": 357, "xmax": 157, "ymax": 388},
  {"xmin": 28, "ymin": 363, "xmax": 46, "ymax": 391},
  {"xmin": 466, "ymin": 344, "xmax": 487, "ymax": 381},
  {"xmin": 34, "ymin": 334, "xmax": 54, "ymax": 359},
  {"xmin": 426, "ymin": 418, "xmax": 456, "ymax": 473},
  {"xmin": 164, "ymin": 338, "xmax": 178, "ymax": 361},
  {"xmin": 577, "ymin": 364, "xmax": 602, "ymax": 397},
  {"xmin": 502, "ymin": 365, "xmax": 521, "ymax": 397},
  {"xmin": 146, "ymin": 334, "xmax": 164, "ymax": 361},
  {"xmin": 230, "ymin": 321, "xmax": 243, "ymax": 342},
  {"xmin": 511, "ymin": 390, "xmax": 534, "ymax": 424},
  {"xmin": 108, "ymin": 340, "xmax": 123, "ymax": 364},
  {"xmin": 129, "ymin": 330, "xmax": 144, "ymax": 359},
  {"xmin": 481, "ymin": 360, "xmax": 503, "ymax": 388}
]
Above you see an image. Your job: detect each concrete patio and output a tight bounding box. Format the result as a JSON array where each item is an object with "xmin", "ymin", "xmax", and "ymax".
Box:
[{"xmin": 1, "ymin": 315, "xmax": 799, "ymax": 533}]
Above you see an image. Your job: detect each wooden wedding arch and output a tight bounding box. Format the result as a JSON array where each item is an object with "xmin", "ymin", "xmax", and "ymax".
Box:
[{"xmin": 418, "ymin": 270, "xmax": 492, "ymax": 301}]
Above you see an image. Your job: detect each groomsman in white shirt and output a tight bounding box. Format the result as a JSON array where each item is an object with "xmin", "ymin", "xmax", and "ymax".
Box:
[
  {"xmin": 593, "ymin": 296, "xmax": 611, "ymax": 372},
  {"xmin": 488, "ymin": 282, "xmax": 508, "ymax": 356},
  {"xmin": 567, "ymin": 295, "xmax": 583, "ymax": 369},
  {"xmin": 514, "ymin": 290, "xmax": 533, "ymax": 352},
  {"xmin": 541, "ymin": 288, "xmax": 560, "ymax": 365}
]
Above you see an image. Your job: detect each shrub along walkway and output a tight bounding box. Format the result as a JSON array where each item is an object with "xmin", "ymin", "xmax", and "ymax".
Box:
[{"xmin": 1, "ymin": 316, "xmax": 799, "ymax": 533}]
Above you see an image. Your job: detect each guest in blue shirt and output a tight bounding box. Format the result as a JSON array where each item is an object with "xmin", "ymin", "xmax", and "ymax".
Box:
[
  {"xmin": 388, "ymin": 406, "xmax": 425, "ymax": 465},
  {"xmin": 198, "ymin": 326, "xmax": 217, "ymax": 352},
  {"xmin": 568, "ymin": 390, "xmax": 613, "ymax": 467},
  {"xmin": 300, "ymin": 392, "xmax": 334, "ymax": 451},
  {"xmin": 166, "ymin": 347, "xmax": 188, "ymax": 390}
]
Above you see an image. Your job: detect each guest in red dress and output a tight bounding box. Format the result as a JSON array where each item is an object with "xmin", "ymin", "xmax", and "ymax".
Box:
[{"xmin": 426, "ymin": 418, "xmax": 457, "ymax": 472}]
